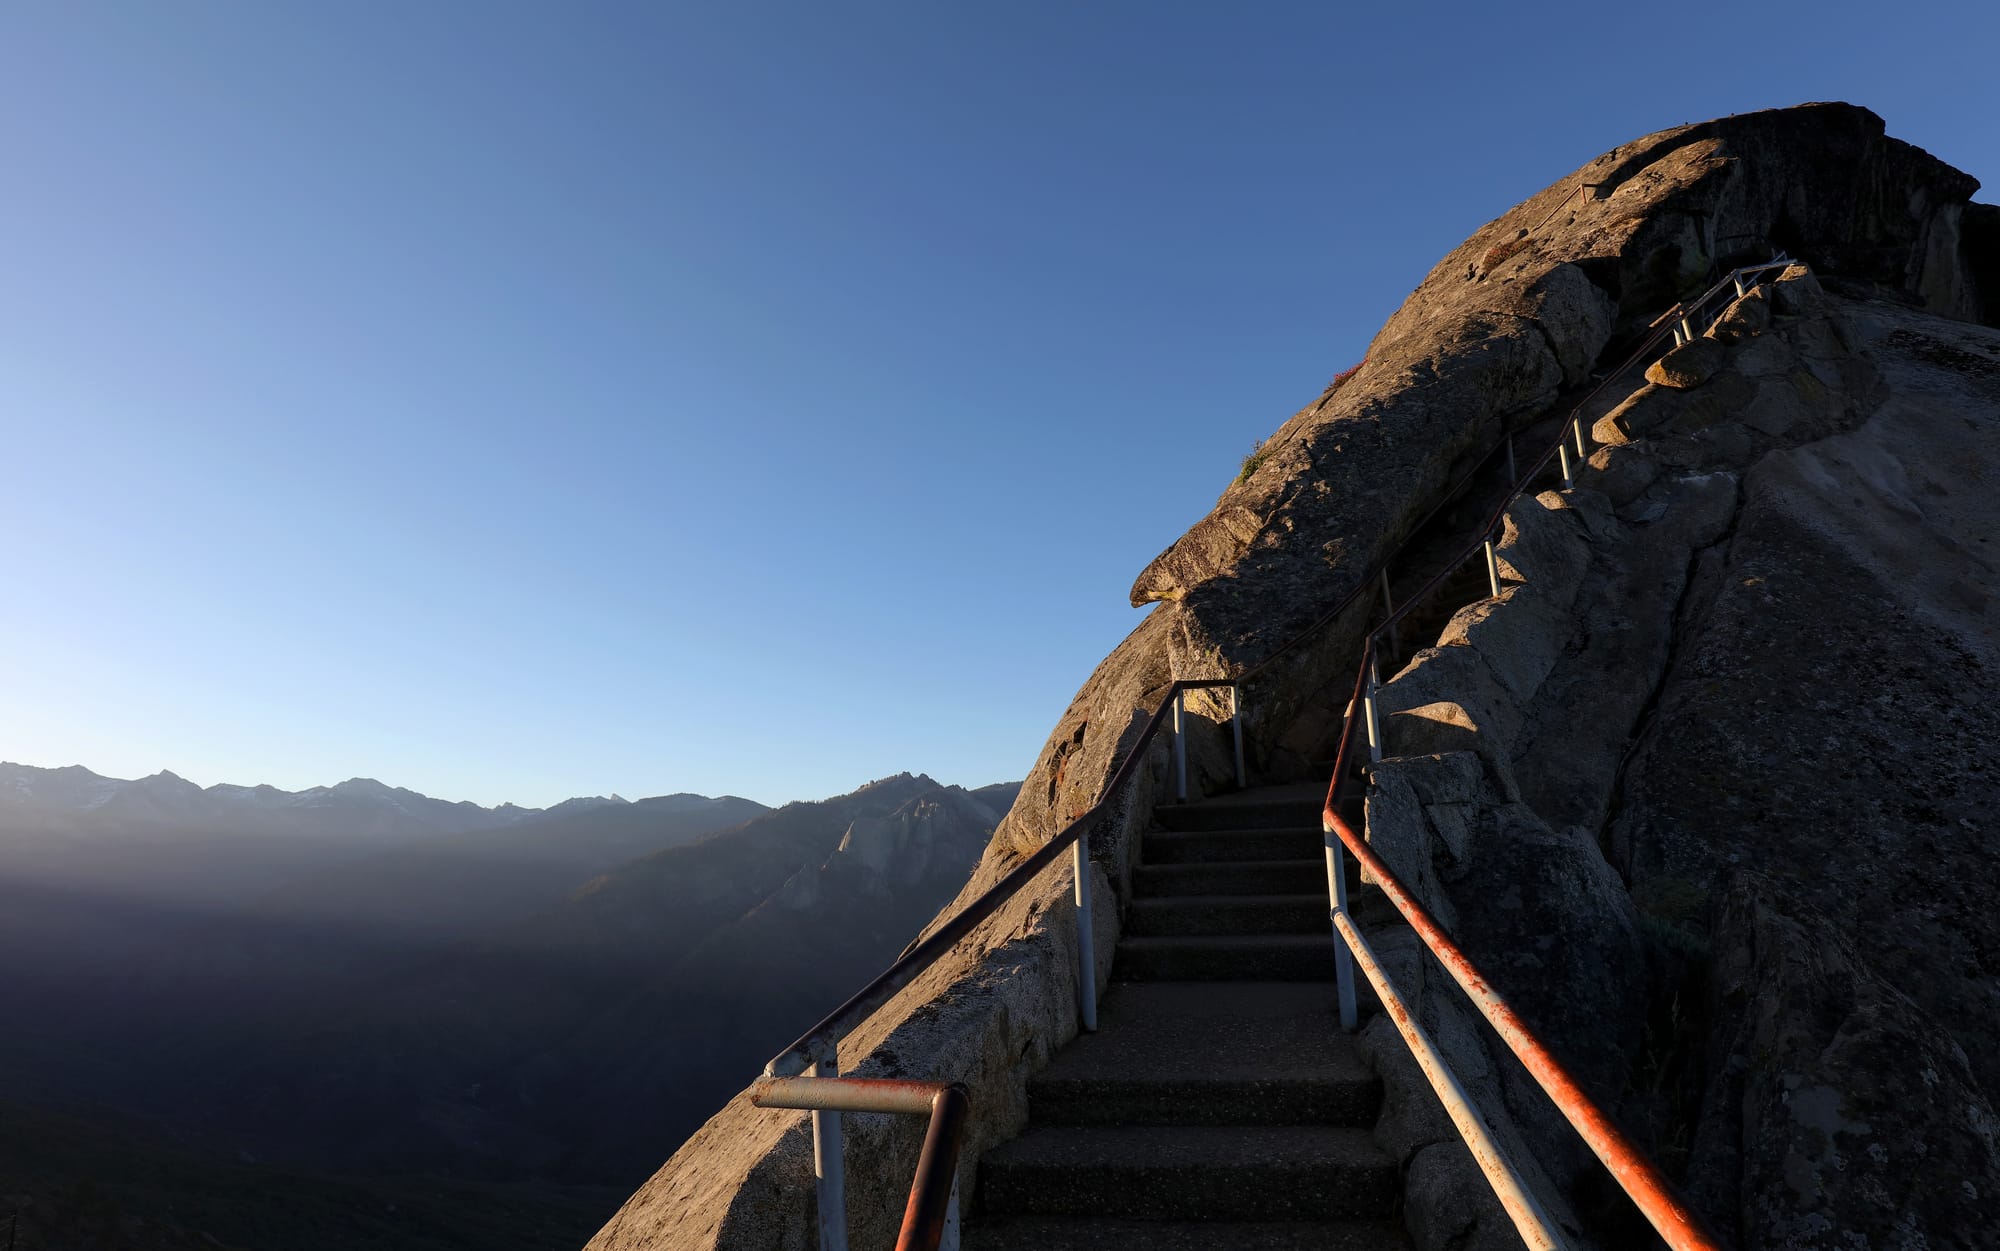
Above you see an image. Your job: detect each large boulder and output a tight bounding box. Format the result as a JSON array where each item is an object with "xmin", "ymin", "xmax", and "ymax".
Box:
[
  {"xmin": 1645, "ymin": 337, "xmax": 1728, "ymax": 388},
  {"xmin": 1377, "ymin": 645, "xmax": 1526, "ymax": 783},
  {"xmin": 1705, "ymin": 288, "xmax": 1774, "ymax": 343},
  {"xmin": 1435, "ymin": 582, "xmax": 1573, "ymax": 705},
  {"xmin": 1491, "ymin": 492, "xmax": 1594, "ymax": 605}
]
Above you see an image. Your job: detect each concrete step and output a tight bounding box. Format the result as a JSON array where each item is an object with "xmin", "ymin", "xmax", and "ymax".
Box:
[
  {"xmin": 1028, "ymin": 984, "xmax": 1377, "ymax": 1127},
  {"xmin": 1155, "ymin": 783, "xmax": 1324, "ymax": 832},
  {"xmin": 1127, "ymin": 893, "xmax": 1327, "ymax": 937},
  {"xmin": 1144, "ymin": 826, "xmax": 1325, "ymax": 865},
  {"xmin": 962, "ymin": 1217, "xmax": 1410, "ymax": 1251},
  {"xmin": 1088, "ymin": 979, "xmax": 1345, "ymax": 1019},
  {"xmin": 1116, "ymin": 934, "xmax": 1339, "ymax": 982},
  {"xmin": 1135, "ymin": 859, "xmax": 1325, "ymax": 898},
  {"xmin": 977, "ymin": 1124, "xmax": 1398, "ymax": 1221},
  {"xmin": 1156, "ymin": 800, "xmax": 1323, "ymax": 832},
  {"xmin": 1303, "ymin": 780, "xmax": 1368, "ymax": 814}
]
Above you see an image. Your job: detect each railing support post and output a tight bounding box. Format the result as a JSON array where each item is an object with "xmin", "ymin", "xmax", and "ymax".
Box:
[
  {"xmin": 1734, "ymin": 275, "xmax": 1747, "ymax": 297},
  {"xmin": 1363, "ymin": 658, "xmax": 1384, "ymax": 766},
  {"xmin": 1558, "ymin": 441, "xmax": 1573, "ymax": 491},
  {"xmin": 1327, "ymin": 833, "xmax": 1358, "ymax": 1032},
  {"xmin": 1228, "ymin": 684, "xmax": 1246, "ymax": 790},
  {"xmin": 1679, "ymin": 316, "xmax": 1695, "ymax": 343},
  {"xmin": 1504, "ymin": 433, "xmax": 1517, "ymax": 485},
  {"xmin": 1331, "ymin": 911, "xmax": 1562, "ymax": 1249},
  {"xmin": 809, "ymin": 1053, "xmax": 847, "ymax": 1251},
  {"xmin": 1072, "ymin": 830, "xmax": 1097, "ymax": 1033},
  {"xmin": 1171, "ymin": 690, "xmax": 1187, "ymax": 803},
  {"xmin": 941, "ymin": 1177, "xmax": 961, "ymax": 1251},
  {"xmin": 1571, "ymin": 417, "xmax": 1586, "ymax": 461},
  {"xmin": 1483, "ymin": 535, "xmax": 1502, "ymax": 598}
]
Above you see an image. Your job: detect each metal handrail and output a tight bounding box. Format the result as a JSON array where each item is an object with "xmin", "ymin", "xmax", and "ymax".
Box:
[
  {"xmin": 750, "ymin": 1076, "xmax": 970, "ymax": 1251},
  {"xmin": 1322, "ymin": 648, "xmax": 1723, "ymax": 1251},
  {"xmin": 766, "ymin": 675, "xmax": 1241, "ymax": 1078},
  {"xmin": 763, "ymin": 675, "xmax": 1242, "ymax": 1251},
  {"xmin": 754, "ymin": 253, "xmax": 1795, "ymax": 1250},
  {"xmin": 1235, "ymin": 257, "xmax": 1790, "ymax": 687},
  {"xmin": 1309, "ymin": 259, "xmax": 1799, "ymax": 1249},
  {"xmin": 1370, "ymin": 256, "xmax": 1794, "ymax": 653}
]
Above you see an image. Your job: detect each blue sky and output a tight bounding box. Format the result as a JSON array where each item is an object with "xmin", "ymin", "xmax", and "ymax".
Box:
[{"xmin": 1, "ymin": 2, "xmax": 1992, "ymax": 808}]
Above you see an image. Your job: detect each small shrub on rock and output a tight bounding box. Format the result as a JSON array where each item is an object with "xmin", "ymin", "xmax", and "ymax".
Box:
[
  {"xmin": 1237, "ymin": 440, "xmax": 1269, "ymax": 484},
  {"xmin": 1481, "ymin": 231, "xmax": 1534, "ymax": 271}
]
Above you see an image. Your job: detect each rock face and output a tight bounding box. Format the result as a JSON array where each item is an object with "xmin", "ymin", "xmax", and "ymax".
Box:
[
  {"xmin": 1597, "ymin": 300, "xmax": 2000, "ymax": 1247},
  {"xmin": 1645, "ymin": 336, "xmax": 1728, "ymax": 388},
  {"xmin": 1687, "ymin": 876, "xmax": 2000, "ymax": 1248},
  {"xmin": 1356, "ymin": 270, "xmax": 2000, "ymax": 1250},
  {"xmin": 1063, "ymin": 102, "xmax": 1985, "ymax": 829},
  {"xmin": 594, "ymin": 104, "xmax": 2000, "ymax": 1251}
]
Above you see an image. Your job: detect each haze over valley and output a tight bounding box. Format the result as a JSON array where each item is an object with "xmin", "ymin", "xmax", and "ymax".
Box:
[{"xmin": 0, "ymin": 761, "xmax": 1018, "ymax": 1250}]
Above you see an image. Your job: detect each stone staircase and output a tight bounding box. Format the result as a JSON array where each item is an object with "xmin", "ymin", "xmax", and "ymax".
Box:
[{"xmin": 964, "ymin": 785, "xmax": 1410, "ymax": 1249}]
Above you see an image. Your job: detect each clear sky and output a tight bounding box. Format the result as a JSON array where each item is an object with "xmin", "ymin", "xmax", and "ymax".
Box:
[{"xmin": 1, "ymin": 1, "xmax": 1992, "ymax": 809}]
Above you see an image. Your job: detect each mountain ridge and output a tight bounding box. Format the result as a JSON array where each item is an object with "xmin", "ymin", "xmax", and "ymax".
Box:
[
  {"xmin": 1, "ymin": 760, "xmax": 1023, "ymax": 1249},
  {"xmin": 0, "ymin": 759, "xmax": 767, "ymax": 834}
]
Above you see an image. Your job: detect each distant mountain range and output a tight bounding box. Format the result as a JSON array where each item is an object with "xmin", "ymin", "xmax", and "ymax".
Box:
[
  {"xmin": 0, "ymin": 759, "xmax": 740, "ymax": 839},
  {"xmin": 0, "ymin": 761, "xmax": 1019, "ymax": 1251},
  {"xmin": 0, "ymin": 761, "xmax": 770, "ymax": 919}
]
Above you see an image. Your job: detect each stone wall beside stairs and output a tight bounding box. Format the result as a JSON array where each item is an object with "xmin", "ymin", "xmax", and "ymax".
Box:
[
  {"xmin": 1349, "ymin": 266, "xmax": 2000, "ymax": 1249},
  {"xmin": 585, "ymin": 733, "xmax": 1166, "ymax": 1251}
]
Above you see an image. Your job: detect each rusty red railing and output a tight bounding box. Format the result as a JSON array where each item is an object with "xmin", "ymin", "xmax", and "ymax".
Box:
[
  {"xmin": 1322, "ymin": 644, "xmax": 1727, "ymax": 1249},
  {"xmin": 1307, "ymin": 259, "xmax": 1799, "ymax": 1250},
  {"xmin": 750, "ymin": 1076, "xmax": 969, "ymax": 1251}
]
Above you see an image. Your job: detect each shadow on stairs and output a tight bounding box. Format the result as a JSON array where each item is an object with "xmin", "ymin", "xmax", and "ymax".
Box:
[{"xmin": 963, "ymin": 785, "xmax": 1412, "ymax": 1250}]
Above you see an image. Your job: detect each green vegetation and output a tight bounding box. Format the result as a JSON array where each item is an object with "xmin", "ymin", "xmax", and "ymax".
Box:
[{"xmin": 1237, "ymin": 440, "xmax": 1270, "ymax": 484}]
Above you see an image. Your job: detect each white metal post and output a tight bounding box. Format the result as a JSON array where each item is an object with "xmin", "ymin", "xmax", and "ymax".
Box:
[
  {"xmin": 1072, "ymin": 830, "xmax": 1097, "ymax": 1032},
  {"xmin": 1483, "ymin": 537, "xmax": 1502, "ymax": 598},
  {"xmin": 1572, "ymin": 417, "xmax": 1586, "ymax": 460},
  {"xmin": 1326, "ymin": 832, "xmax": 1359, "ymax": 1031},
  {"xmin": 1228, "ymin": 684, "xmax": 1246, "ymax": 789},
  {"xmin": 1679, "ymin": 316, "xmax": 1695, "ymax": 343},
  {"xmin": 808, "ymin": 1053, "xmax": 847, "ymax": 1251},
  {"xmin": 1734, "ymin": 276, "xmax": 1747, "ymax": 297},
  {"xmin": 1558, "ymin": 441, "xmax": 1573, "ymax": 490},
  {"xmin": 940, "ymin": 1176, "xmax": 962, "ymax": 1251},
  {"xmin": 1332, "ymin": 912, "xmax": 1564, "ymax": 1249},
  {"xmin": 1505, "ymin": 433, "xmax": 1517, "ymax": 485},
  {"xmin": 1363, "ymin": 661, "xmax": 1384, "ymax": 765},
  {"xmin": 1172, "ymin": 690, "xmax": 1187, "ymax": 803}
]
